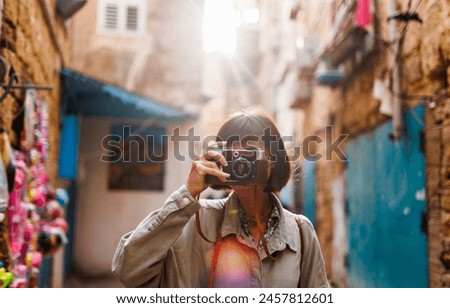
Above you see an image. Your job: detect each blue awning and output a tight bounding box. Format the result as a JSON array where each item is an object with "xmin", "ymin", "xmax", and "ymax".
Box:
[{"xmin": 61, "ymin": 68, "xmax": 188, "ymax": 122}]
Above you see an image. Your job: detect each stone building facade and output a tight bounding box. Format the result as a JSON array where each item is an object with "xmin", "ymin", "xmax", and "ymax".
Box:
[
  {"xmin": 69, "ymin": 0, "xmax": 204, "ymax": 111},
  {"xmin": 260, "ymin": 0, "xmax": 449, "ymax": 287},
  {"xmin": 0, "ymin": 0, "xmax": 70, "ymax": 183}
]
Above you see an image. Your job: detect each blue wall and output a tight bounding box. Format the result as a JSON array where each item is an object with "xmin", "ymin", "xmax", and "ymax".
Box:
[{"xmin": 345, "ymin": 105, "xmax": 427, "ymax": 287}]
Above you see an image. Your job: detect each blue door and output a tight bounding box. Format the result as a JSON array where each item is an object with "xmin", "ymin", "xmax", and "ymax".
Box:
[
  {"xmin": 302, "ymin": 160, "xmax": 317, "ymax": 226},
  {"xmin": 345, "ymin": 105, "xmax": 427, "ymax": 287}
]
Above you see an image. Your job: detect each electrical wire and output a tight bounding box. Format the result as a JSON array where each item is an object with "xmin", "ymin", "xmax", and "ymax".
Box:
[
  {"xmin": 386, "ymin": 0, "xmax": 449, "ymax": 130},
  {"xmin": 356, "ymin": 0, "xmax": 446, "ymax": 111},
  {"xmin": 390, "ymin": 91, "xmax": 434, "ymax": 101},
  {"xmin": 409, "ymin": 102, "xmax": 450, "ymax": 130},
  {"xmin": 411, "ymin": 0, "xmax": 423, "ymax": 13},
  {"xmin": 423, "ymin": 0, "xmax": 441, "ymax": 15},
  {"xmin": 368, "ymin": 0, "xmax": 427, "ymax": 62}
]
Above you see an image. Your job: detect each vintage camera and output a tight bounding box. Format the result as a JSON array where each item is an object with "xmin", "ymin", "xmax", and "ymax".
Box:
[{"xmin": 205, "ymin": 147, "xmax": 270, "ymax": 186}]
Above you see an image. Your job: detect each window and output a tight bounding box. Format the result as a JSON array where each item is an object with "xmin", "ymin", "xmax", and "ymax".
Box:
[
  {"xmin": 106, "ymin": 125, "xmax": 167, "ymax": 191},
  {"xmin": 97, "ymin": 0, "xmax": 147, "ymax": 36}
]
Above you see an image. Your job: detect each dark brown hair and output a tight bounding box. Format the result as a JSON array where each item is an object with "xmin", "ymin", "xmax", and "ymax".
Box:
[{"xmin": 212, "ymin": 109, "xmax": 291, "ymax": 192}]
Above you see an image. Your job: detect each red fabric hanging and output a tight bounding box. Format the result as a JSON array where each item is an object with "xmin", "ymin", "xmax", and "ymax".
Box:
[{"xmin": 355, "ymin": 0, "xmax": 371, "ymax": 28}]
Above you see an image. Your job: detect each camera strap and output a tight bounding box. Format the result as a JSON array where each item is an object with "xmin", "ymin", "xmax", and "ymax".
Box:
[
  {"xmin": 253, "ymin": 186, "xmax": 276, "ymax": 262},
  {"xmin": 195, "ymin": 209, "xmax": 225, "ymax": 288},
  {"xmin": 209, "ymin": 208, "xmax": 227, "ymax": 288},
  {"xmin": 195, "ymin": 211, "xmax": 215, "ymax": 244}
]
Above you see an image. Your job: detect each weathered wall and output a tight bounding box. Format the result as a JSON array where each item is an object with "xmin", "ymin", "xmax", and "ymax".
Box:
[
  {"xmin": 0, "ymin": 0, "xmax": 70, "ymax": 184},
  {"xmin": 339, "ymin": 0, "xmax": 449, "ymax": 288},
  {"xmin": 69, "ymin": 0, "xmax": 203, "ymax": 110},
  {"xmin": 426, "ymin": 95, "xmax": 450, "ymax": 287},
  {"xmin": 264, "ymin": 0, "xmax": 449, "ymax": 287}
]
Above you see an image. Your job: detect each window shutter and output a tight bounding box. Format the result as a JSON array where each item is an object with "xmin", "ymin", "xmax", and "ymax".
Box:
[
  {"xmin": 104, "ymin": 3, "xmax": 118, "ymax": 30},
  {"xmin": 126, "ymin": 6, "xmax": 138, "ymax": 31}
]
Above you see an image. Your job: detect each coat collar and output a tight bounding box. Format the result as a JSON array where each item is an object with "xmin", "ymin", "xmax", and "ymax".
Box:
[{"xmin": 220, "ymin": 192, "xmax": 299, "ymax": 260}]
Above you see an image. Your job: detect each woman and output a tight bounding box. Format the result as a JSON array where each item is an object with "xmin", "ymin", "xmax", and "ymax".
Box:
[{"xmin": 112, "ymin": 110, "xmax": 329, "ymax": 288}]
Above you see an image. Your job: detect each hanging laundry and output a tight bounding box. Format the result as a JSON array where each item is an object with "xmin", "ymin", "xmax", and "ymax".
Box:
[{"xmin": 355, "ymin": 0, "xmax": 372, "ymax": 28}]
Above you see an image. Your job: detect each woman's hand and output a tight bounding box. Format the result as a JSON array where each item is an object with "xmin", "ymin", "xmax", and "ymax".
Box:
[{"xmin": 185, "ymin": 146, "xmax": 230, "ymax": 198}]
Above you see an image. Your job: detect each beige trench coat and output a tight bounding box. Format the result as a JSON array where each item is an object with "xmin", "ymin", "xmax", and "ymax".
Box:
[{"xmin": 112, "ymin": 185, "xmax": 329, "ymax": 288}]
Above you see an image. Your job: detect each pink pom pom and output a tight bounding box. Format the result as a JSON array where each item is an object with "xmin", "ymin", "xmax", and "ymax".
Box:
[
  {"xmin": 50, "ymin": 218, "xmax": 69, "ymax": 233},
  {"xmin": 31, "ymin": 252, "xmax": 43, "ymax": 268},
  {"xmin": 23, "ymin": 223, "xmax": 34, "ymax": 241},
  {"xmin": 14, "ymin": 168, "xmax": 26, "ymax": 187},
  {"xmin": 33, "ymin": 188, "xmax": 46, "ymax": 208}
]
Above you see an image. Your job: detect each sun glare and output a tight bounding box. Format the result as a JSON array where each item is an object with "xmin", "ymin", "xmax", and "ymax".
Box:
[{"xmin": 202, "ymin": 0, "xmax": 238, "ymax": 53}]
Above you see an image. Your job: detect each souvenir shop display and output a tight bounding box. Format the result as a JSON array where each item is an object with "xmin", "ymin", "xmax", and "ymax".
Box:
[{"xmin": 0, "ymin": 90, "xmax": 69, "ymax": 287}]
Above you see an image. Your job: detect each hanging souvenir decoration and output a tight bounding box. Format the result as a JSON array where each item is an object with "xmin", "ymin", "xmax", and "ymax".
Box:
[
  {"xmin": 0, "ymin": 130, "xmax": 16, "ymax": 192},
  {"xmin": 0, "ymin": 90, "xmax": 69, "ymax": 288},
  {"xmin": 0, "ymin": 145, "xmax": 11, "ymax": 274},
  {"xmin": 22, "ymin": 90, "xmax": 36, "ymax": 152},
  {"xmin": 0, "ymin": 137, "xmax": 8, "ymax": 221}
]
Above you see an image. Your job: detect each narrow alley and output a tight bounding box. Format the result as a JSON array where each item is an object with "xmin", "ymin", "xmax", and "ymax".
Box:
[{"xmin": 0, "ymin": 0, "xmax": 449, "ymax": 292}]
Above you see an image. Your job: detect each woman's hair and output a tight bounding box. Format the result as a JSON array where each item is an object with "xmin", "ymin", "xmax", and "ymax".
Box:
[{"xmin": 212, "ymin": 109, "xmax": 291, "ymax": 192}]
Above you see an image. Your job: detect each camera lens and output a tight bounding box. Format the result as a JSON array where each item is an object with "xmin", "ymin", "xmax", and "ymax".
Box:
[{"xmin": 231, "ymin": 158, "xmax": 252, "ymax": 179}]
